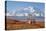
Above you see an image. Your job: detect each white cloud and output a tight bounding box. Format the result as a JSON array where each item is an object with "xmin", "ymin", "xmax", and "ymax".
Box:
[
  {"xmin": 6, "ymin": 11, "xmax": 16, "ymax": 16},
  {"xmin": 34, "ymin": 13, "xmax": 40, "ymax": 16},
  {"xmin": 23, "ymin": 6, "xmax": 35, "ymax": 13},
  {"xmin": 6, "ymin": 6, "xmax": 44, "ymax": 17},
  {"xmin": 16, "ymin": 14, "xmax": 24, "ymax": 16},
  {"xmin": 24, "ymin": 7, "xmax": 29, "ymax": 10},
  {"xmin": 16, "ymin": 13, "xmax": 28, "ymax": 16},
  {"xmin": 28, "ymin": 6, "xmax": 35, "ymax": 13},
  {"xmin": 41, "ymin": 13, "xmax": 44, "ymax": 16},
  {"xmin": 24, "ymin": 13, "xmax": 28, "ymax": 16},
  {"xmin": 6, "ymin": 13, "xmax": 12, "ymax": 16},
  {"xmin": 16, "ymin": 6, "xmax": 35, "ymax": 14},
  {"xmin": 23, "ymin": 6, "xmax": 33, "ymax": 10}
]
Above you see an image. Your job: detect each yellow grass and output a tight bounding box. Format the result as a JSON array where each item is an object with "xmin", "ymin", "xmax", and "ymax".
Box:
[{"xmin": 6, "ymin": 19, "xmax": 45, "ymax": 30}]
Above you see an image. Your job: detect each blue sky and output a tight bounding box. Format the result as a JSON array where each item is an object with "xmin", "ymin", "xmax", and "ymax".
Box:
[
  {"xmin": 6, "ymin": 1, "xmax": 45, "ymax": 16},
  {"xmin": 7, "ymin": 1, "xmax": 44, "ymax": 12}
]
